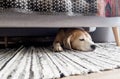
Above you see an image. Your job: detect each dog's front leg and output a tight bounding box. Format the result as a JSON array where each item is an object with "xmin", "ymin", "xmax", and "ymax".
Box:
[{"xmin": 53, "ymin": 29, "xmax": 64, "ymax": 52}]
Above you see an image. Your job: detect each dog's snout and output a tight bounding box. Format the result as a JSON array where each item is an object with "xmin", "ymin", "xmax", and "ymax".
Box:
[{"xmin": 91, "ymin": 45, "xmax": 96, "ymax": 50}]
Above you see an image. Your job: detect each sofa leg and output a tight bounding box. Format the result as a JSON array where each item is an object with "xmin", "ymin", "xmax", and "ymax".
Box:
[
  {"xmin": 112, "ymin": 27, "xmax": 120, "ymax": 46},
  {"xmin": 4, "ymin": 36, "xmax": 8, "ymax": 48}
]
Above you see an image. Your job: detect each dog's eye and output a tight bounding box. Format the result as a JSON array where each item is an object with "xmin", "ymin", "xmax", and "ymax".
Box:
[{"xmin": 79, "ymin": 39, "xmax": 85, "ymax": 41}]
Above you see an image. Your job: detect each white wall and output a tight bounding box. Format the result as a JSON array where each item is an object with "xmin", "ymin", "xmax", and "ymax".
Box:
[{"xmin": 90, "ymin": 27, "xmax": 117, "ymax": 43}]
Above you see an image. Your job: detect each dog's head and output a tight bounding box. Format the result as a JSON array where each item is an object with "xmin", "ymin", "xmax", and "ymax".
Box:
[{"xmin": 63, "ymin": 29, "xmax": 96, "ymax": 51}]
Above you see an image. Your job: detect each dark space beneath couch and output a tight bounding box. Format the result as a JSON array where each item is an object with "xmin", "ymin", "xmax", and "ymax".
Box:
[
  {"xmin": 0, "ymin": 28, "xmax": 58, "ymax": 36},
  {"xmin": 0, "ymin": 28, "xmax": 58, "ymax": 47},
  {"xmin": 0, "ymin": 27, "xmax": 95, "ymax": 48}
]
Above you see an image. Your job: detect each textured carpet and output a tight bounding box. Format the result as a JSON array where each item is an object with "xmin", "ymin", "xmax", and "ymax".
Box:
[{"xmin": 0, "ymin": 43, "xmax": 120, "ymax": 79}]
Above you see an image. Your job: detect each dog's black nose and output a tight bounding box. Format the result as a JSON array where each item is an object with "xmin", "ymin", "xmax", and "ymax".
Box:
[{"xmin": 91, "ymin": 45, "xmax": 96, "ymax": 50}]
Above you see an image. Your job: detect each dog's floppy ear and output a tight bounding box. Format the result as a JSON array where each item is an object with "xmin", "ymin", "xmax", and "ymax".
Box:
[{"xmin": 63, "ymin": 35, "xmax": 72, "ymax": 50}]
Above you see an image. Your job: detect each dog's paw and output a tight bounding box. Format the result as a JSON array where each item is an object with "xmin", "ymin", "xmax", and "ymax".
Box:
[
  {"xmin": 54, "ymin": 46, "xmax": 63, "ymax": 52},
  {"xmin": 53, "ymin": 43, "xmax": 63, "ymax": 52}
]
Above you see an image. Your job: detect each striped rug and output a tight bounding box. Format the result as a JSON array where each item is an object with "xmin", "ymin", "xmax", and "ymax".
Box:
[{"xmin": 0, "ymin": 43, "xmax": 120, "ymax": 79}]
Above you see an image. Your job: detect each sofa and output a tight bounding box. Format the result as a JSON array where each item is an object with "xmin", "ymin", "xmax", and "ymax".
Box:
[{"xmin": 0, "ymin": 0, "xmax": 120, "ymax": 47}]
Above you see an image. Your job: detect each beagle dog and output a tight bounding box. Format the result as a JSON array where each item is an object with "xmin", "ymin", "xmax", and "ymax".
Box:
[{"xmin": 53, "ymin": 28, "xmax": 96, "ymax": 52}]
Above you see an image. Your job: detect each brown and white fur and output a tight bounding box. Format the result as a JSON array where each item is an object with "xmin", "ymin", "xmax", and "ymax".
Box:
[{"xmin": 53, "ymin": 28, "xmax": 96, "ymax": 52}]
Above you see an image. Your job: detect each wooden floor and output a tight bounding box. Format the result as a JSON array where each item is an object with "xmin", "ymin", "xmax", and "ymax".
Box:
[{"xmin": 62, "ymin": 69, "xmax": 120, "ymax": 79}]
